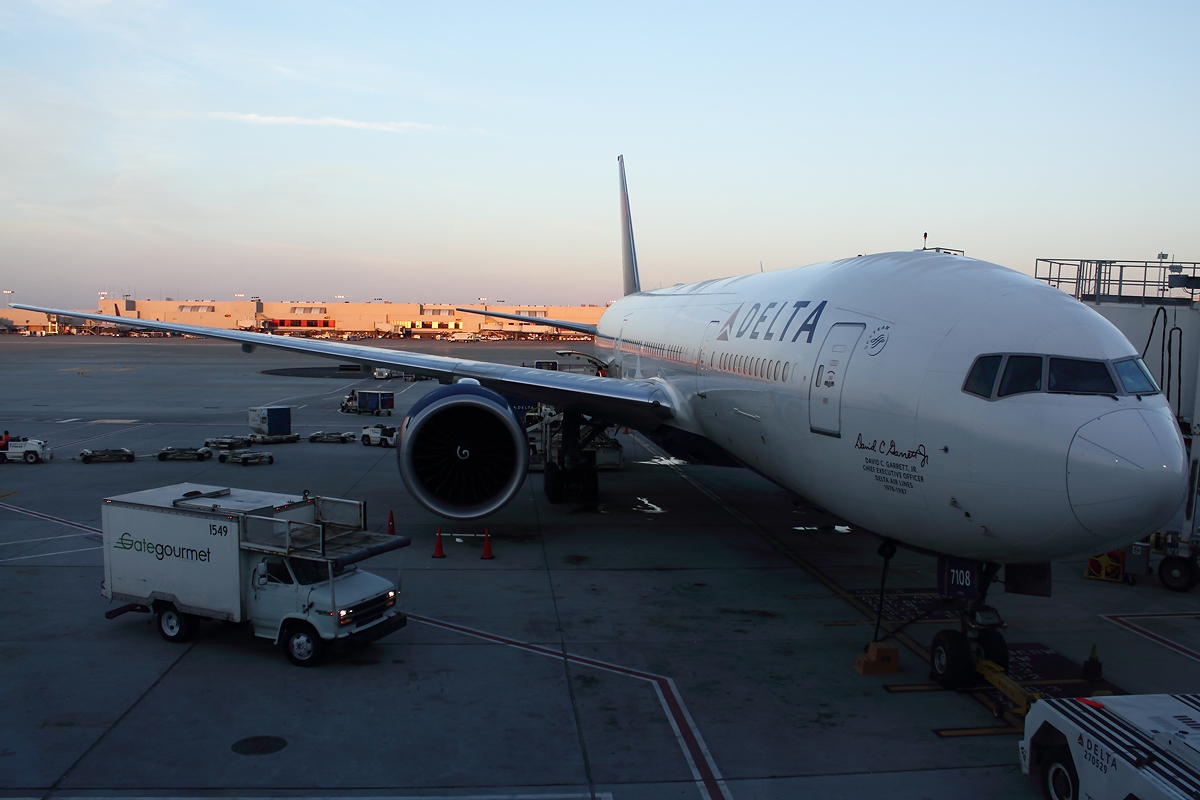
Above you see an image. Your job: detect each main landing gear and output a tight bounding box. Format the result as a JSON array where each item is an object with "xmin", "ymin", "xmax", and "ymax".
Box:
[
  {"xmin": 928, "ymin": 562, "xmax": 1009, "ymax": 688},
  {"xmin": 543, "ymin": 411, "xmax": 607, "ymax": 505}
]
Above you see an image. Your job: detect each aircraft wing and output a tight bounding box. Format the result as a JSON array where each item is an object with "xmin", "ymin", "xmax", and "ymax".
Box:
[
  {"xmin": 454, "ymin": 307, "xmax": 598, "ymax": 335},
  {"xmin": 12, "ymin": 305, "xmax": 672, "ymax": 429}
]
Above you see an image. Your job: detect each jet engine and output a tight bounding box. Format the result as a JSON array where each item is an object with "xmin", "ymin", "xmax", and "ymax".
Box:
[{"xmin": 397, "ymin": 383, "xmax": 529, "ymax": 520}]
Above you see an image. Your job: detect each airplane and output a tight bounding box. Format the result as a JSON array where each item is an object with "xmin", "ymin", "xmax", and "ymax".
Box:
[{"xmin": 14, "ymin": 155, "xmax": 1189, "ymax": 687}]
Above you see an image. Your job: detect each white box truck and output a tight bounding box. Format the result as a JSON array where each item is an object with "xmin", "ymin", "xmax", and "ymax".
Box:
[
  {"xmin": 101, "ymin": 482, "xmax": 410, "ymax": 666},
  {"xmin": 1020, "ymin": 694, "xmax": 1200, "ymax": 799}
]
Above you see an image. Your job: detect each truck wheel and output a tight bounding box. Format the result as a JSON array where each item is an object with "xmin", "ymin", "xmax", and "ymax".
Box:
[
  {"xmin": 309, "ymin": 437, "xmax": 318, "ymax": 443},
  {"xmin": 0, "ymin": 453, "xmax": 6, "ymax": 464},
  {"xmin": 196, "ymin": 453, "xmax": 205, "ymax": 461},
  {"xmin": 362, "ymin": 434, "xmax": 371, "ymax": 445},
  {"xmin": 24, "ymin": 451, "xmax": 39, "ymax": 464},
  {"xmin": 82, "ymin": 455, "xmax": 92, "ymax": 464},
  {"xmin": 241, "ymin": 457, "xmax": 249, "ymax": 466},
  {"xmin": 218, "ymin": 454, "xmax": 227, "ymax": 463},
  {"xmin": 157, "ymin": 604, "xmax": 198, "ymax": 643},
  {"xmin": 282, "ymin": 624, "xmax": 324, "ymax": 667},
  {"xmin": 1159, "ymin": 555, "xmax": 1199, "ymax": 592},
  {"xmin": 386, "ymin": 410, "xmax": 392, "ymax": 416},
  {"xmin": 929, "ymin": 629, "xmax": 970, "ymax": 688},
  {"xmin": 267, "ymin": 456, "xmax": 274, "ymax": 464},
  {"xmin": 125, "ymin": 454, "xmax": 135, "ymax": 462},
  {"xmin": 1040, "ymin": 746, "xmax": 1078, "ymax": 800},
  {"xmin": 157, "ymin": 453, "xmax": 168, "ymax": 461}
]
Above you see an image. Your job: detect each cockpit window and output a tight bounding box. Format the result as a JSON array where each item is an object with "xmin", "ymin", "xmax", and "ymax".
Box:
[
  {"xmin": 1048, "ymin": 358, "xmax": 1117, "ymax": 394},
  {"xmin": 964, "ymin": 355, "xmax": 1002, "ymax": 398},
  {"xmin": 1114, "ymin": 358, "xmax": 1159, "ymax": 394},
  {"xmin": 997, "ymin": 356, "xmax": 1043, "ymax": 397}
]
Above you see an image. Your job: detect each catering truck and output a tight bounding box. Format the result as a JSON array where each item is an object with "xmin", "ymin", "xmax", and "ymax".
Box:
[
  {"xmin": 100, "ymin": 482, "xmax": 411, "ymax": 666},
  {"xmin": 1020, "ymin": 694, "xmax": 1200, "ymax": 800}
]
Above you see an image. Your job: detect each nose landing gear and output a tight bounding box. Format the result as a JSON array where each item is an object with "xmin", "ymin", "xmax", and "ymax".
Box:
[{"xmin": 928, "ymin": 562, "xmax": 1009, "ymax": 688}]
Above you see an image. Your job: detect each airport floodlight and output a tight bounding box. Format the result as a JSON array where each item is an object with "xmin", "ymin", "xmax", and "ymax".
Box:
[
  {"xmin": 2, "ymin": 290, "xmax": 13, "ymax": 295},
  {"xmin": 335, "ymin": 295, "xmax": 345, "ymax": 299},
  {"xmin": 235, "ymin": 294, "xmax": 245, "ymax": 298}
]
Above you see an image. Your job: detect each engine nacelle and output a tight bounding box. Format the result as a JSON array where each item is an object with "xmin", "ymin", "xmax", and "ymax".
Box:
[{"xmin": 397, "ymin": 383, "xmax": 529, "ymax": 520}]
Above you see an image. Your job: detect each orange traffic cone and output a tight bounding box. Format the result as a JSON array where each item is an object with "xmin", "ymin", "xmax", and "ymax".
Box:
[
  {"xmin": 432, "ymin": 527, "xmax": 446, "ymax": 558},
  {"xmin": 387, "ymin": 510, "xmax": 395, "ymax": 536},
  {"xmin": 481, "ymin": 528, "xmax": 494, "ymax": 560}
]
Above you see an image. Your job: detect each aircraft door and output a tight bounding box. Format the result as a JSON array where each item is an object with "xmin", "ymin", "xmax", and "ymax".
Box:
[
  {"xmin": 696, "ymin": 319, "xmax": 720, "ymax": 394},
  {"xmin": 809, "ymin": 323, "xmax": 866, "ymax": 437}
]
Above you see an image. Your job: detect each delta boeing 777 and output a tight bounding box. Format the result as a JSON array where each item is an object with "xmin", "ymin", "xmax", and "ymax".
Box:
[{"xmin": 15, "ymin": 156, "xmax": 1186, "ymax": 684}]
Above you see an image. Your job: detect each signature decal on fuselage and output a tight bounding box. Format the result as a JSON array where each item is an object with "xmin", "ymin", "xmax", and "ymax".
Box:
[
  {"xmin": 854, "ymin": 433, "xmax": 929, "ymax": 468},
  {"xmin": 857, "ymin": 433, "xmax": 928, "ymax": 497},
  {"xmin": 715, "ymin": 300, "xmax": 827, "ymax": 343}
]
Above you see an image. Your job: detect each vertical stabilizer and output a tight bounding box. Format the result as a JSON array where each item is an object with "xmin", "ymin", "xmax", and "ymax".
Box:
[{"xmin": 618, "ymin": 155, "xmax": 641, "ymax": 296}]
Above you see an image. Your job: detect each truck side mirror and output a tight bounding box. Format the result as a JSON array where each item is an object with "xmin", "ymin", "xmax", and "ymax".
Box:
[{"xmin": 256, "ymin": 561, "xmax": 268, "ymax": 586}]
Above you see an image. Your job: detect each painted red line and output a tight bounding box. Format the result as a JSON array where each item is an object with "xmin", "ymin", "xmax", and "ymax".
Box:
[
  {"xmin": 1102, "ymin": 613, "xmax": 1200, "ymax": 663},
  {"xmin": 408, "ymin": 614, "xmax": 730, "ymax": 800},
  {"xmin": 0, "ymin": 503, "xmax": 101, "ymax": 534}
]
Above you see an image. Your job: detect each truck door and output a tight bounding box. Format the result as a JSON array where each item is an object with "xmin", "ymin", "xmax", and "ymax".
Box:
[
  {"xmin": 248, "ymin": 556, "xmax": 301, "ymax": 638},
  {"xmin": 809, "ymin": 323, "xmax": 866, "ymax": 438}
]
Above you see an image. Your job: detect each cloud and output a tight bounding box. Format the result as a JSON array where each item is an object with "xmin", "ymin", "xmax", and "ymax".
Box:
[{"xmin": 173, "ymin": 111, "xmax": 436, "ymax": 133}]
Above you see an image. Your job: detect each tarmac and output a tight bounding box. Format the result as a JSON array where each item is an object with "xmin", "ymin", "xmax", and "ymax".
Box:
[{"xmin": 1, "ymin": 335, "xmax": 1198, "ymax": 800}]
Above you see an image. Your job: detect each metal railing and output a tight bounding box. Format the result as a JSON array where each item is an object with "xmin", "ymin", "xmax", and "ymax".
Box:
[{"xmin": 1035, "ymin": 258, "xmax": 1200, "ymax": 303}]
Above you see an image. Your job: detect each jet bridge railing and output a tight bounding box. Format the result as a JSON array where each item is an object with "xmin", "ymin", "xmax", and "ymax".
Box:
[{"xmin": 1036, "ymin": 258, "xmax": 1200, "ymax": 304}]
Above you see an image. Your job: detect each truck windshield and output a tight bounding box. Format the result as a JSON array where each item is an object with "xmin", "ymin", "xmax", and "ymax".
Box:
[{"xmin": 288, "ymin": 558, "xmax": 354, "ymax": 585}]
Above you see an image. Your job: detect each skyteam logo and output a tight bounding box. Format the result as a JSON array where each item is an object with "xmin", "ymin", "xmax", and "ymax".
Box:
[{"xmin": 865, "ymin": 325, "xmax": 890, "ymax": 356}]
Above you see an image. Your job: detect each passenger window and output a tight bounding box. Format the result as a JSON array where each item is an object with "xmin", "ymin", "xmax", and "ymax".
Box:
[
  {"xmin": 963, "ymin": 355, "xmax": 1002, "ymax": 398},
  {"xmin": 782, "ymin": 362, "xmax": 789, "ymax": 381},
  {"xmin": 1049, "ymin": 358, "xmax": 1117, "ymax": 394},
  {"xmin": 997, "ymin": 356, "xmax": 1043, "ymax": 397},
  {"xmin": 1114, "ymin": 358, "xmax": 1159, "ymax": 394}
]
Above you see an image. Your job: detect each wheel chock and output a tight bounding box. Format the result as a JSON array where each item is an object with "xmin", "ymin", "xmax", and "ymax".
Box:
[{"xmin": 855, "ymin": 641, "xmax": 899, "ymax": 675}]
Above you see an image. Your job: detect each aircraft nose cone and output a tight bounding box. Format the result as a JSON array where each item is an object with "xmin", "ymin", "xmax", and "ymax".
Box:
[{"xmin": 1067, "ymin": 408, "xmax": 1187, "ymax": 542}]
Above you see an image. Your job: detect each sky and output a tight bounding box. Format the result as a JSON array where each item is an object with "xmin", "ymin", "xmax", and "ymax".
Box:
[{"xmin": 1, "ymin": 1, "xmax": 1197, "ymax": 309}]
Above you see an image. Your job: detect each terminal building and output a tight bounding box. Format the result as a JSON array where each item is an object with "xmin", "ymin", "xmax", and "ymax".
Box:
[{"xmin": 4, "ymin": 299, "xmax": 608, "ymax": 340}]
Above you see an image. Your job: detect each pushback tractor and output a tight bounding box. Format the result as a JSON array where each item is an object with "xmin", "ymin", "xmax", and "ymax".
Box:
[{"xmin": 100, "ymin": 483, "xmax": 411, "ymax": 666}]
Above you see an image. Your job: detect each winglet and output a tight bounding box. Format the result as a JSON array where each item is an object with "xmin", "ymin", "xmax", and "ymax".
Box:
[{"xmin": 618, "ymin": 155, "xmax": 641, "ymax": 296}]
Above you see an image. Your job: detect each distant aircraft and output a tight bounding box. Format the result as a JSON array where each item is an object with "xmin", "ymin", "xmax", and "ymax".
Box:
[{"xmin": 16, "ymin": 155, "xmax": 1187, "ymax": 684}]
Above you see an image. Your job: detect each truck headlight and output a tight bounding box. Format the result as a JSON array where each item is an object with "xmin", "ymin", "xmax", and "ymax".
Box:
[
  {"xmin": 338, "ymin": 609, "xmax": 348, "ymax": 617},
  {"xmin": 388, "ymin": 590, "xmax": 395, "ymax": 598}
]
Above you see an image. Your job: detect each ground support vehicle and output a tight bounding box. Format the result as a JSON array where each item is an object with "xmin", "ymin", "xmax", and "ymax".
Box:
[
  {"xmin": 158, "ymin": 446, "xmax": 211, "ymax": 462},
  {"xmin": 217, "ymin": 449, "xmax": 274, "ymax": 465},
  {"xmin": 340, "ymin": 390, "xmax": 394, "ymax": 416},
  {"xmin": 248, "ymin": 433, "xmax": 301, "ymax": 445},
  {"xmin": 373, "ymin": 368, "xmax": 393, "ymax": 379},
  {"xmin": 1150, "ymin": 531, "xmax": 1199, "ymax": 592},
  {"xmin": 361, "ymin": 424, "xmax": 397, "ymax": 447},
  {"xmin": 80, "ymin": 448, "xmax": 135, "ymax": 464},
  {"xmin": 309, "ymin": 431, "xmax": 356, "ymax": 443},
  {"xmin": 101, "ymin": 482, "xmax": 410, "ymax": 666},
  {"xmin": 0, "ymin": 438, "xmax": 53, "ymax": 464},
  {"xmin": 204, "ymin": 435, "xmax": 252, "ymax": 450},
  {"xmin": 1020, "ymin": 694, "xmax": 1200, "ymax": 799},
  {"xmin": 248, "ymin": 405, "xmax": 292, "ymax": 435}
]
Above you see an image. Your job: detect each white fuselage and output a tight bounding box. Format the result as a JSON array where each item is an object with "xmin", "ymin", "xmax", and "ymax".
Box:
[{"xmin": 594, "ymin": 250, "xmax": 1187, "ymax": 562}]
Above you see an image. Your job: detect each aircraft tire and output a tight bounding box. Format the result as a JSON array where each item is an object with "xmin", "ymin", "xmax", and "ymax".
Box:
[
  {"xmin": 976, "ymin": 628, "xmax": 1009, "ymax": 671},
  {"xmin": 581, "ymin": 468, "xmax": 599, "ymax": 503},
  {"xmin": 1159, "ymin": 555, "xmax": 1198, "ymax": 592},
  {"xmin": 929, "ymin": 629, "xmax": 970, "ymax": 688},
  {"xmin": 544, "ymin": 463, "xmax": 564, "ymax": 504}
]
